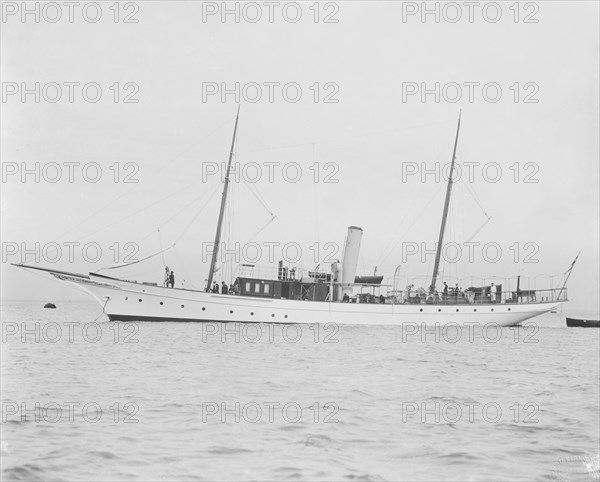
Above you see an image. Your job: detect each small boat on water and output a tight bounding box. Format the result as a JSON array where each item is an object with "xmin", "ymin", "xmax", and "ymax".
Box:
[
  {"xmin": 566, "ymin": 317, "xmax": 600, "ymax": 328},
  {"xmin": 44, "ymin": 303, "xmax": 56, "ymax": 309}
]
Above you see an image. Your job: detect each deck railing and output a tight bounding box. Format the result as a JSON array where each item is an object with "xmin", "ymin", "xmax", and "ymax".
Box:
[
  {"xmin": 389, "ymin": 288, "xmax": 568, "ymax": 306},
  {"xmin": 230, "ymin": 265, "xmax": 569, "ymax": 306}
]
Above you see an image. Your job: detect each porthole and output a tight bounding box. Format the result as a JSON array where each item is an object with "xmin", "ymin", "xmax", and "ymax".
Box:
[
  {"xmin": 419, "ymin": 308, "xmax": 423, "ymax": 312},
  {"xmin": 284, "ymin": 315, "xmax": 288, "ymax": 319},
  {"xmin": 160, "ymin": 302, "xmax": 163, "ymax": 305},
  {"xmin": 138, "ymin": 299, "xmax": 142, "ymax": 302},
  {"xmin": 438, "ymin": 309, "xmax": 441, "ymax": 312},
  {"xmin": 271, "ymin": 314, "xmax": 275, "ymax": 317},
  {"xmin": 508, "ymin": 308, "xmax": 511, "ymax": 311},
  {"xmin": 230, "ymin": 310, "xmax": 233, "ymax": 314},
  {"xmin": 456, "ymin": 309, "xmax": 459, "ymax": 312},
  {"xmin": 181, "ymin": 304, "xmax": 185, "ymax": 308},
  {"xmin": 125, "ymin": 296, "xmax": 128, "ymax": 300},
  {"xmin": 491, "ymin": 308, "xmax": 494, "ymax": 312},
  {"xmin": 474, "ymin": 309, "xmax": 477, "ymax": 312},
  {"xmin": 251, "ymin": 312, "xmax": 254, "ymax": 316},
  {"xmin": 202, "ymin": 307, "xmax": 206, "ymax": 311}
]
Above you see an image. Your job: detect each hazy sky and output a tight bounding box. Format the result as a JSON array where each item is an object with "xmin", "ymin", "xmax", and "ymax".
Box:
[{"xmin": 1, "ymin": 1, "xmax": 598, "ymax": 313}]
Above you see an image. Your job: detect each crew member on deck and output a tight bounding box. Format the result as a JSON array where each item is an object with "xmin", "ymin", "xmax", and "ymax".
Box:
[
  {"xmin": 212, "ymin": 282, "xmax": 219, "ymax": 293},
  {"xmin": 342, "ymin": 293, "xmax": 350, "ymax": 302},
  {"xmin": 443, "ymin": 282, "xmax": 449, "ymax": 297},
  {"xmin": 163, "ymin": 266, "xmax": 170, "ymax": 287},
  {"xmin": 221, "ymin": 282, "xmax": 228, "ymax": 294},
  {"xmin": 169, "ymin": 271, "xmax": 175, "ymax": 288}
]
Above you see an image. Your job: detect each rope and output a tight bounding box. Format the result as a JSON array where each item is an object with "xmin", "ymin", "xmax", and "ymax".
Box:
[
  {"xmin": 243, "ymin": 215, "xmax": 277, "ymax": 244},
  {"xmin": 135, "ymin": 183, "xmax": 221, "ymax": 245},
  {"xmin": 242, "ymin": 118, "xmax": 452, "ymax": 155},
  {"xmin": 94, "ymin": 183, "xmax": 220, "ymax": 271},
  {"xmin": 50, "ymin": 114, "xmax": 237, "ymax": 243},
  {"xmin": 72, "ymin": 178, "xmax": 202, "ymax": 242},
  {"xmin": 174, "ymin": 245, "xmax": 198, "ymax": 290},
  {"xmin": 92, "ymin": 297, "xmax": 110, "ymax": 322},
  {"xmin": 465, "ymin": 215, "xmax": 492, "ymax": 243},
  {"xmin": 172, "ymin": 183, "xmax": 221, "ymax": 244},
  {"xmin": 97, "ymin": 244, "xmax": 176, "ymax": 270},
  {"xmin": 158, "ymin": 228, "xmax": 166, "ymax": 266},
  {"xmin": 458, "ymin": 161, "xmax": 490, "ymax": 218},
  {"xmin": 240, "ymin": 178, "xmax": 276, "ymax": 218},
  {"xmin": 376, "ymin": 181, "xmax": 446, "ymax": 267}
]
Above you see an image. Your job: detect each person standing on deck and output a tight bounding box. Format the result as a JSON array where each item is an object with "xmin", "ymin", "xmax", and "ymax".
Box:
[
  {"xmin": 169, "ymin": 271, "xmax": 175, "ymax": 288},
  {"xmin": 163, "ymin": 266, "xmax": 170, "ymax": 287},
  {"xmin": 490, "ymin": 283, "xmax": 497, "ymax": 303},
  {"xmin": 221, "ymin": 282, "xmax": 228, "ymax": 294}
]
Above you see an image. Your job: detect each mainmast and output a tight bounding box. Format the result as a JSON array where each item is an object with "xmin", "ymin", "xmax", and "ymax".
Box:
[
  {"xmin": 430, "ymin": 111, "xmax": 462, "ymax": 292},
  {"xmin": 206, "ymin": 105, "xmax": 240, "ymax": 291}
]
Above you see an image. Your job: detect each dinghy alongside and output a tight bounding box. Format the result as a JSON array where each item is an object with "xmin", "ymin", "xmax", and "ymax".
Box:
[{"xmin": 566, "ymin": 318, "xmax": 600, "ymax": 328}]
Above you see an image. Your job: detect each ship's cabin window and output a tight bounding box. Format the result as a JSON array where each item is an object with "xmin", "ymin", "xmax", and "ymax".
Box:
[
  {"xmin": 254, "ymin": 283, "xmax": 260, "ymax": 292},
  {"xmin": 245, "ymin": 282, "xmax": 251, "ymax": 292},
  {"xmin": 264, "ymin": 284, "xmax": 270, "ymax": 294}
]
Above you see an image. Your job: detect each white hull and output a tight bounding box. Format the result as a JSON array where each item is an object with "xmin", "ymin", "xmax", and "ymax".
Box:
[{"xmin": 50, "ymin": 271, "xmax": 560, "ymax": 327}]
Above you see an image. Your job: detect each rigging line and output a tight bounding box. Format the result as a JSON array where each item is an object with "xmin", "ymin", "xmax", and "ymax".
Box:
[
  {"xmin": 240, "ymin": 177, "xmax": 275, "ymax": 217},
  {"xmin": 72, "ymin": 178, "xmax": 212, "ymax": 243},
  {"xmin": 158, "ymin": 228, "xmax": 166, "ymax": 266},
  {"xmin": 97, "ymin": 244, "xmax": 176, "ymax": 271},
  {"xmin": 47, "ymin": 177, "xmax": 207, "ymax": 257},
  {"xmin": 173, "ymin": 245, "xmax": 198, "ymax": 290},
  {"xmin": 172, "ymin": 183, "xmax": 222, "ymax": 245},
  {"xmin": 457, "ymin": 161, "xmax": 490, "ymax": 217},
  {"xmin": 376, "ymin": 181, "xmax": 446, "ymax": 267},
  {"xmin": 242, "ymin": 118, "xmax": 453, "ymax": 155},
  {"xmin": 92, "ymin": 297, "xmax": 110, "ymax": 322},
  {"xmin": 236, "ymin": 166, "xmax": 270, "ymax": 211},
  {"xmin": 51, "ymin": 115, "xmax": 237, "ymax": 243},
  {"xmin": 119, "ymin": 267, "xmax": 159, "ymax": 277},
  {"xmin": 375, "ymin": 178, "xmax": 447, "ymax": 266},
  {"xmin": 313, "ymin": 143, "xmax": 321, "ymax": 243},
  {"xmin": 465, "ymin": 217, "xmax": 492, "ymax": 243},
  {"xmin": 135, "ymin": 183, "xmax": 222, "ymax": 245},
  {"xmin": 226, "ymin": 142, "xmax": 240, "ymax": 280},
  {"xmin": 220, "ymin": 175, "xmax": 233, "ymax": 281},
  {"xmin": 242, "ymin": 214, "xmax": 277, "ymax": 245},
  {"xmin": 449, "ymin": 172, "xmax": 491, "ymax": 243}
]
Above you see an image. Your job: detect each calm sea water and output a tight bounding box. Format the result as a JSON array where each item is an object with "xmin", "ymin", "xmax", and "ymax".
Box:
[{"xmin": 1, "ymin": 300, "xmax": 599, "ymax": 481}]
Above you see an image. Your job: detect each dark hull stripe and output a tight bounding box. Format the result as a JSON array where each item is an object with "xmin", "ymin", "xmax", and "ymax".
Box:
[
  {"xmin": 108, "ymin": 314, "xmax": 269, "ymax": 323},
  {"xmin": 566, "ymin": 318, "xmax": 600, "ymax": 328}
]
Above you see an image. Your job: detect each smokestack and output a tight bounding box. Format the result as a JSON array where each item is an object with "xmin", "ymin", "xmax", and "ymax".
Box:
[{"xmin": 338, "ymin": 226, "xmax": 363, "ymax": 300}]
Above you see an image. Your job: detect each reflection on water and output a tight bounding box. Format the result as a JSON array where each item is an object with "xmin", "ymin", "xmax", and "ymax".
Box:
[{"xmin": 1, "ymin": 301, "xmax": 599, "ymax": 481}]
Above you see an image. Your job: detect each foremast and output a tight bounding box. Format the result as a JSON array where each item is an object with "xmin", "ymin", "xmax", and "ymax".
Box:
[
  {"xmin": 206, "ymin": 105, "xmax": 241, "ymax": 291},
  {"xmin": 430, "ymin": 111, "xmax": 461, "ymax": 293}
]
